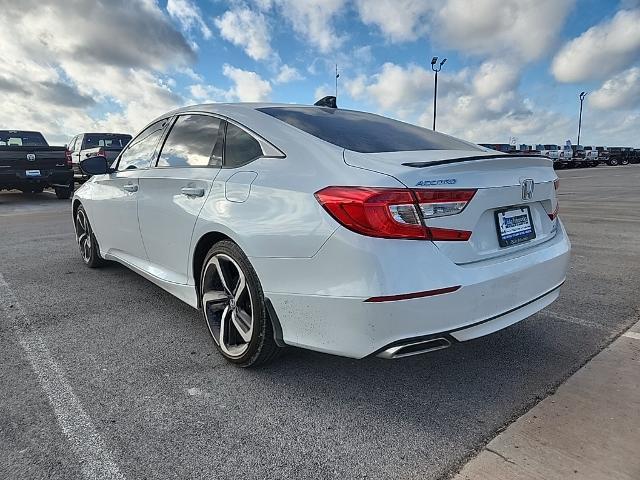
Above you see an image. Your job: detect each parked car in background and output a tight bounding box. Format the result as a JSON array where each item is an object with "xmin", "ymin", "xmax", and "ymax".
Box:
[
  {"xmin": 537, "ymin": 144, "xmax": 560, "ymax": 162},
  {"xmin": 555, "ymin": 141, "xmax": 574, "ymax": 169},
  {"xmin": 478, "ymin": 143, "xmax": 517, "ymax": 154},
  {"xmin": 0, "ymin": 130, "xmax": 73, "ymax": 198},
  {"xmin": 582, "ymin": 146, "xmax": 600, "ymax": 167},
  {"xmin": 73, "ymin": 103, "xmax": 570, "ymax": 367},
  {"xmin": 595, "ymin": 146, "xmax": 609, "ymax": 165},
  {"xmin": 67, "ymin": 132, "xmax": 131, "ymax": 180},
  {"xmin": 607, "ymin": 147, "xmax": 632, "ymax": 166},
  {"xmin": 570, "ymin": 144, "xmax": 589, "ymax": 168}
]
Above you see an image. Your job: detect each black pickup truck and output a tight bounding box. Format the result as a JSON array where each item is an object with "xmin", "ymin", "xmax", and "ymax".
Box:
[{"xmin": 0, "ymin": 130, "xmax": 74, "ymax": 199}]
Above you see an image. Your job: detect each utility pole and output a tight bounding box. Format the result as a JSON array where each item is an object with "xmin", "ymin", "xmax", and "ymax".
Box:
[
  {"xmin": 577, "ymin": 91, "xmax": 588, "ymax": 146},
  {"xmin": 431, "ymin": 56, "xmax": 447, "ymax": 131}
]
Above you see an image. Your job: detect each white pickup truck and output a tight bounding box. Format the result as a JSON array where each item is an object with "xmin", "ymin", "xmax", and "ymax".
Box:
[{"xmin": 67, "ymin": 132, "xmax": 131, "ymax": 180}]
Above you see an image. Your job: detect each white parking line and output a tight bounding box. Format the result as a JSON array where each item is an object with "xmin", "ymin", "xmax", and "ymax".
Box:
[
  {"xmin": 623, "ymin": 331, "xmax": 640, "ymax": 341},
  {"xmin": 0, "ymin": 273, "xmax": 125, "ymax": 480}
]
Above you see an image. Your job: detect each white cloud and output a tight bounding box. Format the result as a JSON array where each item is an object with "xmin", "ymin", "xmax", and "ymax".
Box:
[
  {"xmin": 345, "ymin": 61, "xmax": 574, "ymax": 145},
  {"xmin": 314, "ymin": 84, "xmax": 333, "ymax": 101},
  {"xmin": 590, "ymin": 67, "xmax": 640, "ymax": 110},
  {"xmin": 552, "ymin": 8, "xmax": 640, "ymax": 83},
  {"xmin": 214, "ymin": 7, "xmax": 273, "ymax": 61},
  {"xmin": 0, "ymin": 0, "xmax": 193, "ymax": 140},
  {"xmin": 355, "ymin": 0, "xmax": 431, "ymax": 42},
  {"xmin": 437, "ymin": 0, "xmax": 575, "ymax": 61},
  {"xmin": 472, "ymin": 61, "xmax": 520, "ymax": 98},
  {"xmin": 223, "ymin": 65, "xmax": 272, "ymax": 102},
  {"xmin": 167, "ymin": 0, "xmax": 213, "ymax": 39},
  {"xmin": 189, "ymin": 83, "xmax": 228, "ymax": 103},
  {"xmin": 256, "ymin": 0, "xmax": 346, "ymax": 53},
  {"xmin": 274, "ymin": 64, "xmax": 303, "ymax": 84},
  {"xmin": 346, "ymin": 63, "xmax": 432, "ymax": 114}
]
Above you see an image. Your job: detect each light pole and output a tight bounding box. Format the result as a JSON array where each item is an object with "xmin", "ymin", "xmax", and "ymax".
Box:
[
  {"xmin": 431, "ymin": 56, "xmax": 447, "ymax": 131},
  {"xmin": 577, "ymin": 91, "xmax": 588, "ymax": 146}
]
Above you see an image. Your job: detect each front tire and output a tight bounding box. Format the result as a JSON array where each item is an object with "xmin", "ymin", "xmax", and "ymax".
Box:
[
  {"xmin": 200, "ymin": 241, "xmax": 280, "ymax": 367},
  {"xmin": 75, "ymin": 205, "xmax": 104, "ymax": 268}
]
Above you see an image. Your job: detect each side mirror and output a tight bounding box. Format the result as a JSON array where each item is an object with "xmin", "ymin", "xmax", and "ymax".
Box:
[{"xmin": 80, "ymin": 155, "xmax": 112, "ymax": 175}]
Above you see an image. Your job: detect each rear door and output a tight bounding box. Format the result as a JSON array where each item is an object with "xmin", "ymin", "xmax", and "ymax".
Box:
[{"xmin": 137, "ymin": 114, "xmax": 223, "ymax": 284}]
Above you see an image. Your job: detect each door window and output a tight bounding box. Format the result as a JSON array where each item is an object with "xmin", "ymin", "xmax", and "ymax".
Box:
[
  {"xmin": 117, "ymin": 119, "xmax": 168, "ymax": 171},
  {"xmin": 157, "ymin": 114, "xmax": 223, "ymax": 168},
  {"xmin": 224, "ymin": 123, "xmax": 263, "ymax": 168}
]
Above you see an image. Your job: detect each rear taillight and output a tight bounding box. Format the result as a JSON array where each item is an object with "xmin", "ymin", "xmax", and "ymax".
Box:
[
  {"xmin": 64, "ymin": 148, "xmax": 72, "ymax": 167},
  {"xmin": 314, "ymin": 187, "xmax": 476, "ymax": 241}
]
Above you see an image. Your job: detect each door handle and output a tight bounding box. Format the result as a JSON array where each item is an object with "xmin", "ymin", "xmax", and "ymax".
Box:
[
  {"xmin": 181, "ymin": 187, "xmax": 205, "ymax": 197},
  {"xmin": 123, "ymin": 183, "xmax": 138, "ymax": 193}
]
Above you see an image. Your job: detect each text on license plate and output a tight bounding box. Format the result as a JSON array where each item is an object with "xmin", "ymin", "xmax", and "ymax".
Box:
[{"xmin": 495, "ymin": 207, "xmax": 536, "ymax": 247}]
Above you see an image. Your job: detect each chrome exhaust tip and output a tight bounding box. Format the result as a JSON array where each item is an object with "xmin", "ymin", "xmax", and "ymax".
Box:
[{"xmin": 377, "ymin": 337, "xmax": 451, "ymax": 359}]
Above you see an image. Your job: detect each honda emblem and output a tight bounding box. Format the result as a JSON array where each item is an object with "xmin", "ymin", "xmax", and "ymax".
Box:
[{"xmin": 521, "ymin": 179, "xmax": 534, "ymax": 200}]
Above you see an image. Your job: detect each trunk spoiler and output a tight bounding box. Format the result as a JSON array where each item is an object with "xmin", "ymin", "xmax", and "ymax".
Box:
[{"xmin": 402, "ymin": 153, "xmax": 544, "ymax": 168}]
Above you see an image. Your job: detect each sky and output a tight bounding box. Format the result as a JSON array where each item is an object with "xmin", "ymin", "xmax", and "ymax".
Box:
[{"xmin": 0, "ymin": 0, "xmax": 639, "ymax": 147}]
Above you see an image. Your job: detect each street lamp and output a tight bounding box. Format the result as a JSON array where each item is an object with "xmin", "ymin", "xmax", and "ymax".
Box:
[
  {"xmin": 577, "ymin": 91, "xmax": 588, "ymax": 146},
  {"xmin": 431, "ymin": 56, "xmax": 446, "ymax": 131}
]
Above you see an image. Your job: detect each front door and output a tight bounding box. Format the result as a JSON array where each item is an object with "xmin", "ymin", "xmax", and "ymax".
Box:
[{"xmin": 86, "ymin": 118, "xmax": 169, "ymax": 264}]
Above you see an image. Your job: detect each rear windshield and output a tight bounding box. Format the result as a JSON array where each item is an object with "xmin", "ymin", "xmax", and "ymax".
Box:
[
  {"xmin": 83, "ymin": 133, "xmax": 132, "ymax": 149},
  {"xmin": 0, "ymin": 131, "xmax": 48, "ymax": 146},
  {"xmin": 257, "ymin": 107, "xmax": 479, "ymax": 153}
]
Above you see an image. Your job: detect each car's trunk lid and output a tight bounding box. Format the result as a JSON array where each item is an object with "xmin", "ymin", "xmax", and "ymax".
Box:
[{"xmin": 344, "ymin": 149, "xmax": 559, "ymax": 264}]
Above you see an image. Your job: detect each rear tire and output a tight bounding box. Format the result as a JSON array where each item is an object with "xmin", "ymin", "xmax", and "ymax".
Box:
[
  {"xmin": 55, "ymin": 182, "xmax": 74, "ymax": 199},
  {"xmin": 608, "ymin": 159, "xmax": 618, "ymax": 166},
  {"xmin": 75, "ymin": 205, "xmax": 104, "ymax": 268},
  {"xmin": 21, "ymin": 186, "xmax": 44, "ymax": 194},
  {"xmin": 621, "ymin": 159, "xmax": 629, "ymax": 165},
  {"xmin": 199, "ymin": 240, "xmax": 280, "ymax": 367}
]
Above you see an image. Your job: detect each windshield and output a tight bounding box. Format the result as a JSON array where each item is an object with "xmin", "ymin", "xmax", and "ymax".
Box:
[
  {"xmin": 258, "ymin": 107, "xmax": 480, "ymax": 153},
  {"xmin": 0, "ymin": 130, "xmax": 48, "ymax": 146},
  {"xmin": 83, "ymin": 133, "xmax": 132, "ymax": 149}
]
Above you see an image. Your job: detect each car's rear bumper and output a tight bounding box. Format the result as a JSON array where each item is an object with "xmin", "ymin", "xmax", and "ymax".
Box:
[
  {"xmin": 255, "ymin": 221, "xmax": 571, "ymax": 359},
  {"xmin": 0, "ymin": 169, "xmax": 73, "ymax": 189}
]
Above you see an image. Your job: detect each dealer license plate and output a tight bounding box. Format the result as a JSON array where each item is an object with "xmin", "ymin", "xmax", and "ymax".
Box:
[
  {"xmin": 495, "ymin": 206, "xmax": 536, "ymax": 247},
  {"xmin": 25, "ymin": 170, "xmax": 41, "ymax": 177}
]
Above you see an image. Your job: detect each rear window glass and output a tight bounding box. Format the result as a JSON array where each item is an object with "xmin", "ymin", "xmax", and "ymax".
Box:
[
  {"xmin": 83, "ymin": 134, "xmax": 132, "ymax": 149},
  {"xmin": 0, "ymin": 131, "xmax": 48, "ymax": 146},
  {"xmin": 257, "ymin": 107, "xmax": 479, "ymax": 153}
]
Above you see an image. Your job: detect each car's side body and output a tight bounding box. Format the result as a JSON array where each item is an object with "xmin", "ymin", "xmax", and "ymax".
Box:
[{"xmin": 73, "ymin": 103, "xmax": 570, "ymax": 360}]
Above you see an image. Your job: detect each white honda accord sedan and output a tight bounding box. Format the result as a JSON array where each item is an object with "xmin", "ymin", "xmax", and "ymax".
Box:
[{"xmin": 73, "ymin": 102, "xmax": 570, "ymax": 367}]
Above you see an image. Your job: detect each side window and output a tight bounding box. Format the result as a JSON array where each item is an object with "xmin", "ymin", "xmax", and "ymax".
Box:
[
  {"xmin": 224, "ymin": 123, "xmax": 263, "ymax": 168},
  {"xmin": 76, "ymin": 134, "xmax": 84, "ymax": 150},
  {"xmin": 117, "ymin": 119, "xmax": 168, "ymax": 171},
  {"xmin": 68, "ymin": 136, "xmax": 77, "ymax": 152},
  {"xmin": 157, "ymin": 114, "xmax": 223, "ymax": 168}
]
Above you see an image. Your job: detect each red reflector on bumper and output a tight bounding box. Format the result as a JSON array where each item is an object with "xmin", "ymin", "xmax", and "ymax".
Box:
[{"xmin": 364, "ymin": 285, "xmax": 461, "ymax": 303}]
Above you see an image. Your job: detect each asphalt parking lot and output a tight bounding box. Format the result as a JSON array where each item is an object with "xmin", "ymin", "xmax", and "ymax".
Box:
[{"xmin": 1, "ymin": 165, "xmax": 639, "ymax": 480}]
